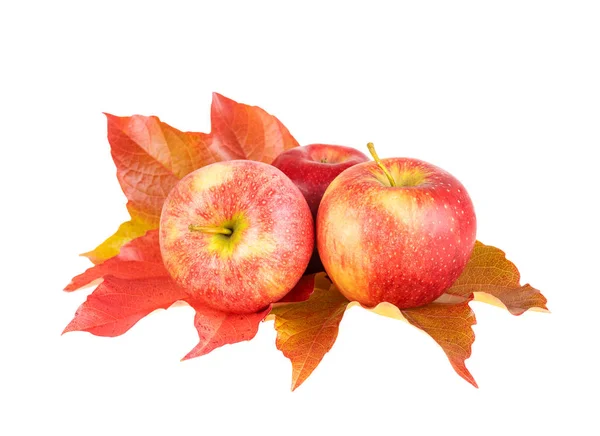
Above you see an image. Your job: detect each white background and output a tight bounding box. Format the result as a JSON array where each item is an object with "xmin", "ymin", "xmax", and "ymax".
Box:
[{"xmin": 1, "ymin": 1, "xmax": 598, "ymax": 435}]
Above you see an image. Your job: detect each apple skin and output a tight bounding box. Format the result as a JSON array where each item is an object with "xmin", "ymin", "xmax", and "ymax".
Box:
[
  {"xmin": 271, "ymin": 144, "xmax": 369, "ymax": 273},
  {"xmin": 159, "ymin": 160, "xmax": 314, "ymax": 314},
  {"xmin": 317, "ymin": 157, "xmax": 476, "ymax": 309}
]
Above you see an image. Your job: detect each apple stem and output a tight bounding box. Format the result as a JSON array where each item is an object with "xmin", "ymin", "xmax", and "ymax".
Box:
[
  {"xmin": 367, "ymin": 142, "xmax": 396, "ymax": 187},
  {"xmin": 188, "ymin": 225, "xmax": 233, "ymax": 235}
]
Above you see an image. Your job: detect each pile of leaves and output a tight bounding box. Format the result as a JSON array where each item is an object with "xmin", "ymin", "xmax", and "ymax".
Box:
[{"xmin": 64, "ymin": 93, "xmax": 548, "ymax": 390}]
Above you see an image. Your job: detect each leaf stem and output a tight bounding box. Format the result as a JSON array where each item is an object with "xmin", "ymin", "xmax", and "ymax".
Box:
[
  {"xmin": 188, "ymin": 225, "xmax": 233, "ymax": 235},
  {"xmin": 367, "ymin": 142, "xmax": 396, "ymax": 187}
]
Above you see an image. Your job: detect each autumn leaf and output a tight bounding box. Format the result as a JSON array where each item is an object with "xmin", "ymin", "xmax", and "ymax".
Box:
[
  {"xmin": 81, "ymin": 212, "xmax": 157, "ymax": 265},
  {"xmin": 84, "ymin": 94, "xmax": 299, "ymax": 264},
  {"xmin": 277, "ymin": 274, "xmax": 317, "ymax": 303},
  {"xmin": 182, "ymin": 301, "xmax": 271, "ymax": 360},
  {"xmin": 66, "ymin": 230, "xmax": 167, "ymax": 292},
  {"xmin": 211, "ymin": 93, "xmax": 299, "ymax": 162},
  {"xmin": 401, "ymin": 297, "xmax": 478, "ymax": 388},
  {"xmin": 83, "ymin": 115, "xmax": 218, "ymax": 264},
  {"xmin": 270, "ymin": 273, "xmax": 349, "ymax": 390},
  {"xmin": 446, "ymin": 241, "xmax": 548, "ymax": 315},
  {"xmin": 66, "ymin": 228, "xmax": 271, "ymax": 353},
  {"xmin": 63, "ymin": 276, "xmax": 188, "ymax": 337},
  {"xmin": 367, "ymin": 241, "xmax": 548, "ymax": 387}
]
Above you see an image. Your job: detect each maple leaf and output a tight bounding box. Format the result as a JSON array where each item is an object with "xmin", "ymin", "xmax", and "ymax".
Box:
[
  {"xmin": 84, "ymin": 94, "xmax": 299, "ymax": 264},
  {"xmin": 66, "ymin": 228, "xmax": 272, "ymax": 354},
  {"xmin": 65, "ymin": 230, "xmax": 167, "ymax": 292},
  {"xmin": 358, "ymin": 296, "xmax": 478, "ymax": 387},
  {"xmin": 63, "ymin": 276, "xmax": 189, "ymax": 337},
  {"xmin": 211, "ymin": 93, "xmax": 299, "ymax": 162},
  {"xmin": 367, "ymin": 241, "xmax": 548, "ymax": 387},
  {"xmin": 83, "ymin": 116, "xmax": 218, "ymax": 264},
  {"xmin": 401, "ymin": 297, "xmax": 478, "ymax": 387},
  {"xmin": 270, "ymin": 273, "xmax": 349, "ymax": 391},
  {"xmin": 182, "ymin": 302, "xmax": 271, "ymax": 360},
  {"xmin": 446, "ymin": 241, "xmax": 548, "ymax": 315}
]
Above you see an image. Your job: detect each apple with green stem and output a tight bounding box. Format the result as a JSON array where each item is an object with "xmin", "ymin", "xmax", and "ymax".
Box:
[
  {"xmin": 272, "ymin": 144, "xmax": 369, "ymax": 273},
  {"xmin": 317, "ymin": 143, "xmax": 477, "ymax": 309},
  {"xmin": 159, "ymin": 160, "xmax": 314, "ymax": 314}
]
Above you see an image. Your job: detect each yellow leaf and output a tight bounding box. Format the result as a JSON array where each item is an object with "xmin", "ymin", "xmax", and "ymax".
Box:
[{"xmin": 81, "ymin": 204, "xmax": 156, "ymax": 264}]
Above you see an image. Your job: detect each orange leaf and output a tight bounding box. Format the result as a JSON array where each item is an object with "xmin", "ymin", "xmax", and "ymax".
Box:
[
  {"xmin": 182, "ymin": 302, "xmax": 270, "ymax": 360},
  {"xmin": 446, "ymin": 241, "xmax": 548, "ymax": 315},
  {"xmin": 401, "ymin": 298, "xmax": 478, "ymax": 388},
  {"xmin": 84, "ymin": 94, "xmax": 299, "ymax": 263},
  {"xmin": 105, "ymin": 113, "xmax": 219, "ymax": 218},
  {"xmin": 270, "ymin": 273, "xmax": 349, "ymax": 390},
  {"xmin": 63, "ymin": 276, "xmax": 188, "ymax": 337},
  {"xmin": 66, "ymin": 230, "xmax": 167, "ymax": 292},
  {"xmin": 211, "ymin": 93, "xmax": 299, "ymax": 163}
]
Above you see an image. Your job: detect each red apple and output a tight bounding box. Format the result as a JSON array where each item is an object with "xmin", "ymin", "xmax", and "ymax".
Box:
[
  {"xmin": 271, "ymin": 144, "xmax": 369, "ymax": 273},
  {"xmin": 272, "ymin": 144, "xmax": 369, "ymax": 218},
  {"xmin": 317, "ymin": 144, "xmax": 476, "ymax": 309},
  {"xmin": 159, "ymin": 160, "xmax": 314, "ymax": 314}
]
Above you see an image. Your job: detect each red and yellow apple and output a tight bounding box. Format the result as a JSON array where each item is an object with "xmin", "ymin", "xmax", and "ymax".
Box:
[
  {"xmin": 159, "ymin": 160, "xmax": 313, "ymax": 314},
  {"xmin": 272, "ymin": 144, "xmax": 369, "ymax": 273},
  {"xmin": 317, "ymin": 144, "xmax": 476, "ymax": 309}
]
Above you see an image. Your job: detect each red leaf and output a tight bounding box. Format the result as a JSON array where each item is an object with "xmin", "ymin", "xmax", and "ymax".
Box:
[
  {"xmin": 276, "ymin": 274, "xmax": 317, "ymax": 303},
  {"xmin": 401, "ymin": 298, "xmax": 478, "ymax": 388},
  {"xmin": 63, "ymin": 276, "xmax": 188, "ymax": 337},
  {"xmin": 211, "ymin": 93, "xmax": 299, "ymax": 163},
  {"xmin": 111, "ymin": 229, "xmax": 163, "ymax": 262},
  {"xmin": 66, "ymin": 230, "xmax": 167, "ymax": 292},
  {"xmin": 182, "ymin": 301, "xmax": 270, "ymax": 360}
]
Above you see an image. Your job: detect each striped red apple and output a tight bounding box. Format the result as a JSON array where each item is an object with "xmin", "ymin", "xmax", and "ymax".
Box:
[
  {"xmin": 159, "ymin": 160, "xmax": 313, "ymax": 314},
  {"xmin": 317, "ymin": 144, "xmax": 477, "ymax": 309}
]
